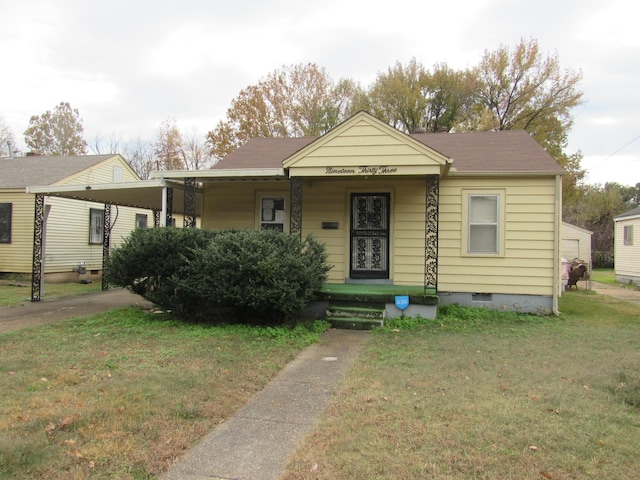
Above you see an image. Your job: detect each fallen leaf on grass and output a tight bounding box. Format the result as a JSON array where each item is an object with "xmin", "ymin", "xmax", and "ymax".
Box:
[
  {"xmin": 45, "ymin": 422, "xmax": 56, "ymax": 434},
  {"xmin": 529, "ymin": 445, "xmax": 538, "ymax": 451},
  {"xmin": 88, "ymin": 461, "xmax": 95, "ymax": 470},
  {"xmin": 69, "ymin": 450, "xmax": 84, "ymax": 459},
  {"xmin": 59, "ymin": 414, "xmax": 80, "ymax": 429},
  {"xmin": 539, "ymin": 471, "xmax": 553, "ymax": 479}
]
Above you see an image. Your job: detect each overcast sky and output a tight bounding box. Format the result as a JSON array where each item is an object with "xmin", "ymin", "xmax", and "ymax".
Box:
[{"xmin": 2, "ymin": 0, "xmax": 639, "ymax": 186}]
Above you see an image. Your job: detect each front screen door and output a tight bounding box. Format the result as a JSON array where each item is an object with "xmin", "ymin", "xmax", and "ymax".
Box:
[{"xmin": 350, "ymin": 193, "xmax": 390, "ymax": 279}]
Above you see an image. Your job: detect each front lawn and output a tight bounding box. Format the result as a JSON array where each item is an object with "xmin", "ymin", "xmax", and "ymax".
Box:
[
  {"xmin": 0, "ymin": 309, "xmax": 327, "ymax": 479},
  {"xmin": 282, "ymin": 292, "xmax": 640, "ymax": 479}
]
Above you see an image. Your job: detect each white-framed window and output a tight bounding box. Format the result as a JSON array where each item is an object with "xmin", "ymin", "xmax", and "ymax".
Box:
[
  {"xmin": 624, "ymin": 225, "xmax": 634, "ymax": 245},
  {"xmin": 113, "ymin": 166, "xmax": 122, "ymax": 182},
  {"xmin": 89, "ymin": 208, "xmax": 104, "ymax": 244},
  {"xmin": 135, "ymin": 213, "xmax": 148, "ymax": 229},
  {"xmin": 467, "ymin": 193, "xmax": 501, "ymax": 254},
  {"xmin": 259, "ymin": 196, "xmax": 286, "ymax": 232}
]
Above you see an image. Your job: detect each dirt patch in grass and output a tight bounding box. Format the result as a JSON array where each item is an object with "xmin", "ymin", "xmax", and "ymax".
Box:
[
  {"xmin": 282, "ymin": 294, "xmax": 640, "ymax": 479},
  {"xmin": 0, "ymin": 308, "xmax": 327, "ymax": 479}
]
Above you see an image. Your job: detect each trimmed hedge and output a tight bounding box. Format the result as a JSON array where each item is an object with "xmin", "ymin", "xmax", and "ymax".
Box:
[{"xmin": 104, "ymin": 228, "xmax": 331, "ymax": 322}]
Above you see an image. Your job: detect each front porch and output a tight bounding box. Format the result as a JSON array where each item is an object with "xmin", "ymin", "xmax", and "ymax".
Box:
[{"xmin": 313, "ymin": 283, "xmax": 439, "ymax": 329}]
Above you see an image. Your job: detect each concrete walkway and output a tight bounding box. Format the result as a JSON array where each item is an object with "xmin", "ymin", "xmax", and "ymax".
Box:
[
  {"xmin": 590, "ymin": 281, "xmax": 640, "ymax": 305},
  {"xmin": 161, "ymin": 329, "xmax": 370, "ymax": 480},
  {"xmin": 0, "ymin": 287, "xmax": 153, "ymax": 334}
]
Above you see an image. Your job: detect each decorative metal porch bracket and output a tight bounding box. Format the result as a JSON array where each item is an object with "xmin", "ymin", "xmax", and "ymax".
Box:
[
  {"xmin": 31, "ymin": 194, "xmax": 45, "ymax": 302},
  {"xmin": 102, "ymin": 204, "xmax": 111, "ymax": 291},
  {"xmin": 424, "ymin": 175, "xmax": 439, "ymax": 292},
  {"xmin": 166, "ymin": 187, "xmax": 173, "ymax": 227},
  {"xmin": 290, "ymin": 176, "xmax": 303, "ymax": 240},
  {"xmin": 183, "ymin": 177, "xmax": 196, "ymax": 228}
]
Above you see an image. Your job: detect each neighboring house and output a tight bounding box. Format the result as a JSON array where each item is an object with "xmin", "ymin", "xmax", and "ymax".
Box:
[
  {"xmin": 25, "ymin": 112, "xmax": 566, "ymax": 316},
  {"xmin": 614, "ymin": 207, "xmax": 640, "ymax": 285},
  {"xmin": 562, "ymin": 221, "xmax": 592, "ymax": 262},
  {"xmin": 0, "ymin": 154, "xmax": 153, "ymax": 283}
]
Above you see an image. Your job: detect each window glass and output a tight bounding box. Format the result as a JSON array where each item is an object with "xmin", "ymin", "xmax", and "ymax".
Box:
[
  {"xmin": 89, "ymin": 209, "xmax": 104, "ymax": 244},
  {"xmin": 624, "ymin": 225, "xmax": 634, "ymax": 245},
  {"xmin": 136, "ymin": 213, "xmax": 148, "ymax": 229},
  {"xmin": 0, "ymin": 203, "xmax": 11, "ymax": 243},
  {"xmin": 260, "ymin": 197, "xmax": 285, "ymax": 232},
  {"xmin": 469, "ymin": 195, "xmax": 498, "ymax": 253}
]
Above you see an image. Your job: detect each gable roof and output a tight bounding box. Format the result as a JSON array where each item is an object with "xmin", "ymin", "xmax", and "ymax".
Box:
[
  {"xmin": 209, "ymin": 114, "xmax": 563, "ymax": 176},
  {"xmin": 615, "ymin": 206, "xmax": 640, "ymax": 221},
  {"xmin": 0, "ymin": 155, "xmax": 118, "ymax": 189},
  {"xmin": 411, "ymin": 130, "xmax": 563, "ymax": 174},
  {"xmin": 211, "ymin": 137, "xmax": 315, "ymax": 170}
]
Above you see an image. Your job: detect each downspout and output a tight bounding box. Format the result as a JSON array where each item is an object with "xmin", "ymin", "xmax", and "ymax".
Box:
[{"xmin": 552, "ymin": 174, "xmax": 562, "ymax": 315}]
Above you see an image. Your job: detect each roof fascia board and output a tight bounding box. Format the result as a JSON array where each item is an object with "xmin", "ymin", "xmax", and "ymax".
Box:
[{"xmin": 152, "ymin": 168, "xmax": 286, "ymax": 180}]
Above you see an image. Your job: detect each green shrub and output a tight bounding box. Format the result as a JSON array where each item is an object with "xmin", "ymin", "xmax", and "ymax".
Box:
[
  {"xmin": 105, "ymin": 228, "xmax": 331, "ymax": 322},
  {"xmin": 104, "ymin": 227, "xmax": 217, "ymax": 312},
  {"xmin": 179, "ymin": 229, "xmax": 332, "ymax": 321}
]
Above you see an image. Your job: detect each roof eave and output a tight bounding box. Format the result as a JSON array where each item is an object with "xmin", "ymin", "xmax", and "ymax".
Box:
[{"xmin": 151, "ymin": 168, "xmax": 286, "ymax": 181}]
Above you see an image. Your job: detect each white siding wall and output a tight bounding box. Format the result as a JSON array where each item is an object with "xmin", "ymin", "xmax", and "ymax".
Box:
[{"xmin": 615, "ymin": 216, "xmax": 640, "ymax": 280}]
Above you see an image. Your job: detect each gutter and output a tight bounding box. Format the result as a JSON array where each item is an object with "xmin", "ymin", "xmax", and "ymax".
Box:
[{"xmin": 553, "ymin": 174, "xmax": 562, "ymax": 315}]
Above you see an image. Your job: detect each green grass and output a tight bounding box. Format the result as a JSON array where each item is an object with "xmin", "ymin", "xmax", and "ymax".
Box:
[
  {"xmin": 0, "ymin": 280, "xmax": 102, "ymax": 307},
  {"xmin": 282, "ymin": 292, "xmax": 640, "ymax": 479},
  {"xmin": 0, "ymin": 308, "xmax": 329, "ymax": 479}
]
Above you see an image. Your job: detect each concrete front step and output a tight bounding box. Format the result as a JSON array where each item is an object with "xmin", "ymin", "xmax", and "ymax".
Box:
[
  {"xmin": 326, "ymin": 303, "xmax": 385, "ymax": 330},
  {"xmin": 326, "ymin": 317, "xmax": 384, "ymax": 330}
]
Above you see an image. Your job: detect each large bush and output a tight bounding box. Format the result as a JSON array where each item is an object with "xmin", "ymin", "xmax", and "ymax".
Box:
[
  {"xmin": 105, "ymin": 228, "xmax": 331, "ymax": 322},
  {"xmin": 104, "ymin": 227, "xmax": 218, "ymax": 312}
]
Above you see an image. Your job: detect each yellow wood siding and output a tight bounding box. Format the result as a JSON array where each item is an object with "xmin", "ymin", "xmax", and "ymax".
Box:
[
  {"xmin": 438, "ymin": 177, "xmax": 558, "ymax": 295},
  {"xmin": 615, "ymin": 217, "xmax": 640, "ymax": 277},
  {"xmin": 201, "ymin": 182, "xmax": 289, "ymax": 231},
  {"xmin": 55, "ymin": 156, "xmax": 140, "ymax": 186},
  {"xmin": 0, "ymin": 192, "xmax": 36, "ymax": 273}
]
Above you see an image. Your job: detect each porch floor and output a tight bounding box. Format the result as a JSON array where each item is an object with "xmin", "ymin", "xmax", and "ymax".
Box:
[{"xmin": 317, "ymin": 283, "xmax": 438, "ymax": 305}]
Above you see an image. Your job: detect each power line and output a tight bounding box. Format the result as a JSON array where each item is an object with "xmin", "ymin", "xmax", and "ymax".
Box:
[{"xmin": 603, "ymin": 132, "xmax": 640, "ymax": 160}]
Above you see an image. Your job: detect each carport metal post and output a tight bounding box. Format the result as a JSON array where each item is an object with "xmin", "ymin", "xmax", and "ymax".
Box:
[{"xmin": 102, "ymin": 204, "xmax": 111, "ymax": 291}]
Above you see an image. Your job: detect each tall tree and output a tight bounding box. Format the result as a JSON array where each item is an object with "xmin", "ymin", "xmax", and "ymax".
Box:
[
  {"xmin": 206, "ymin": 63, "xmax": 360, "ymax": 162},
  {"xmin": 180, "ymin": 129, "xmax": 213, "ymax": 170},
  {"xmin": 0, "ymin": 117, "xmax": 16, "ymax": 156},
  {"xmin": 365, "ymin": 58, "xmax": 431, "ymax": 133},
  {"xmin": 122, "ymin": 137, "xmax": 154, "ymax": 180},
  {"xmin": 153, "ymin": 117, "xmax": 183, "ymax": 171},
  {"xmin": 23, "ymin": 102, "xmax": 88, "ymax": 155}
]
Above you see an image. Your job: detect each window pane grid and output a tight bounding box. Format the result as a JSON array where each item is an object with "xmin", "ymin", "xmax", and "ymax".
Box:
[{"xmin": 468, "ymin": 195, "xmax": 499, "ymax": 254}]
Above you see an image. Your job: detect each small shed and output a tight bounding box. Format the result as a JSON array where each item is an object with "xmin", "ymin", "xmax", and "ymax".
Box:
[
  {"xmin": 614, "ymin": 207, "xmax": 640, "ymax": 285},
  {"xmin": 562, "ymin": 222, "xmax": 592, "ymax": 263}
]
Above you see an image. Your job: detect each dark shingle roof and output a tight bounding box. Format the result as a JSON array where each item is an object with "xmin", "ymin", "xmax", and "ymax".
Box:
[
  {"xmin": 411, "ymin": 130, "xmax": 563, "ymax": 173},
  {"xmin": 0, "ymin": 155, "xmax": 115, "ymax": 189},
  {"xmin": 615, "ymin": 207, "xmax": 640, "ymax": 219},
  {"xmin": 210, "ymin": 130, "xmax": 563, "ymax": 174}
]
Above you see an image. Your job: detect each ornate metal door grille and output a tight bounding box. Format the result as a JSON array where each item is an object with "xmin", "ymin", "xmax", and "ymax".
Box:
[{"xmin": 350, "ymin": 193, "xmax": 390, "ymax": 279}]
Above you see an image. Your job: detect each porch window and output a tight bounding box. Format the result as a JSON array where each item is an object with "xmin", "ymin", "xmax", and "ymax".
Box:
[
  {"xmin": 136, "ymin": 213, "xmax": 148, "ymax": 229},
  {"xmin": 0, "ymin": 203, "xmax": 11, "ymax": 243},
  {"xmin": 468, "ymin": 194, "xmax": 499, "ymax": 254},
  {"xmin": 260, "ymin": 196, "xmax": 286, "ymax": 232},
  {"xmin": 624, "ymin": 225, "xmax": 634, "ymax": 245},
  {"xmin": 89, "ymin": 208, "xmax": 104, "ymax": 244}
]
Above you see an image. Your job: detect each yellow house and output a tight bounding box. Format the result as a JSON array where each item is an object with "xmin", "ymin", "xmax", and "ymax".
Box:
[
  {"xmin": 155, "ymin": 112, "xmax": 565, "ymax": 316},
  {"xmin": 0, "ymin": 154, "xmax": 153, "ymax": 288},
  {"xmin": 614, "ymin": 207, "xmax": 640, "ymax": 285},
  {"xmin": 23, "ymin": 112, "xmax": 565, "ymax": 318}
]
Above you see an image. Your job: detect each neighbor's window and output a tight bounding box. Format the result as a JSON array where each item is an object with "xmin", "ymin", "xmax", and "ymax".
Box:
[
  {"xmin": 624, "ymin": 225, "xmax": 634, "ymax": 245},
  {"xmin": 468, "ymin": 194, "xmax": 499, "ymax": 254},
  {"xmin": 260, "ymin": 197, "xmax": 285, "ymax": 232},
  {"xmin": 0, "ymin": 203, "xmax": 11, "ymax": 243},
  {"xmin": 135, "ymin": 213, "xmax": 148, "ymax": 229},
  {"xmin": 89, "ymin": 208, "xmax": 104, "ymax": 244}
]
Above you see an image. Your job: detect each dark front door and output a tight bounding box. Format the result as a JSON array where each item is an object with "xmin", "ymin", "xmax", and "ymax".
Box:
[{"xmin": 350, "ymin": 193, "xmax": 390, "ymax": 279}]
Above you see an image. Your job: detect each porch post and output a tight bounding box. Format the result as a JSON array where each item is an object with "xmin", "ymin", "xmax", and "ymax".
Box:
[
  {"xmin": 153, "ymin": 210, "xmax": 161, "ymax": 228},
  {"xmin": 425, "ymin": 175, "xmax": 439, "ymax": 292},
  {"xmin": 183, "ymin": 177, "xmax": 196, "ymax": 228},
  {"xmin": 31, "ymin": 194, "xmax": 45, "ymax": 302},
  {"xmin": 102, "ymin": 204, "xmax": 111, "ymax": 291},
  {"xmin": 290, "ymin": 176, "xmax": 303, "ymax": 240},
  {"xmin": 165, "ymin": 187, "xmax": 174, "ymax": 227}
]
